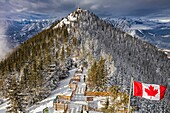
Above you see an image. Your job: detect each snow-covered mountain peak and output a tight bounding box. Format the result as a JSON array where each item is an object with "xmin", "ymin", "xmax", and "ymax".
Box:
[{"xmin": 53, "ymin": 8, "xmax": 86, "ymax": 29}]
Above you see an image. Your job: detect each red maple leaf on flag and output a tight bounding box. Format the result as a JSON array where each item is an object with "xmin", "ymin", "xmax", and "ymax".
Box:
[{"xmin": 145, "ymin": 85, "xmax": 158, "ymax": 96}]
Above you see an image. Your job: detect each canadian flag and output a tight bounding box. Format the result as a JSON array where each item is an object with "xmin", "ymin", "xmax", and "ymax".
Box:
[{"xmin": 133, "ymin": 81, "xmax": 166, "ymax": 100}]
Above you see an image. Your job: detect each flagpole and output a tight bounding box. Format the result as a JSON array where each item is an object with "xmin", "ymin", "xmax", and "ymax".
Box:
[{"xmin": 128, "ymin": 77, "xmax": 133, "ymax": 113}]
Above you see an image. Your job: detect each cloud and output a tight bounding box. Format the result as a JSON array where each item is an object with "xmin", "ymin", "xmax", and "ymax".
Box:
[
  {"xmin": 15, "ymin": 8, "xmax": 28, "ymax": 13},
  {"xmin": 0, "ymin": 20, "xmax": 11, "ymax": 60},
  {"xmin": 0, "ymin": 0, "xmax": 169, "ymax": 18},
  {"xmin": 90, "ymin": 4, "xmax": 100, "ymax": 10},
  {"xmin": 77, "ymin": 0, "xmax": 170, "ymax": 17}
]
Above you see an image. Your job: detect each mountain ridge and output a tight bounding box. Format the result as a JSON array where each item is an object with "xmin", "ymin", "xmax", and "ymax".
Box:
[
  {"xmin": 1, "ymin": 11, "xmax": 170, "ymax": 61},
  {"xmin": 104, "ymin": 17, "xmax": 170, "ymax": 50}
]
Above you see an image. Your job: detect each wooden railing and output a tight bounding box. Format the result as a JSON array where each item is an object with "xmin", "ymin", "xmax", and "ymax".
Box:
[
  {"xmin": 84, "ymin": 92, "xmax": 111, "ymax": 96},
  {"xmin": 58, "ymin": 95, "xmax": 72, "ymax": 100},
  {"xmin": 53, "ymin": 102, "xmax": 68, "ymax": 111}
]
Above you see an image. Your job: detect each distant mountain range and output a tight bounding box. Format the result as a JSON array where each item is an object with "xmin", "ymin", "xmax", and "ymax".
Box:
[
  {"xmin": 4, "ymin": 19, "xmax": 56, "ymax": 48},
  {"xmin": 104, "ymin": 17, "xmax": 170, "ymax": 50},
  {"xmin": 3, "ymin": 16, "xmax": 170, "ymax": 52}
]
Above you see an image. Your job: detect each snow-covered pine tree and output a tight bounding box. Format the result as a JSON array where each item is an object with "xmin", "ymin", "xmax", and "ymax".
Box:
[{"xmin": 6, "ymin": 74, "xmax": 25, "ymax": 113}]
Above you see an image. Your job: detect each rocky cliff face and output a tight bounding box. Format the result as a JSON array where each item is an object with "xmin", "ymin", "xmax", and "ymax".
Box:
[{"xmin": 67, "ymin": 9, "xmax": 170, "ymax": 112}]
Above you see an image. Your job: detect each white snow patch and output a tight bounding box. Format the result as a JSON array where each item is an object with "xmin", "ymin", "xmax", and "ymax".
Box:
[
  {"xmin": 149, "ymin": 18, "xmax": 170, "ymax": 23},
  {"xmin": 68, "ymin": 14, "xmax": 77, "ymax": 22},
  {"xmin": 162, "ymin": 35, "xmax": 170, "ymax": 38},
  {"xmin": 57, "ymin": 88, "xmax": 73, "ymax": 96},
  {"xmin": 53, "ymin": 18, "xmax": 71, "ymax": 29},
  {"xmin": 88, "ymin": 96, "xmax": 108, "ymax": 110},
  {"xmin": 72, "ymin": 101, "xmax": 88, "ymax": 106},
  {"xmin": 53, "ymin": 12, "xmax": 77, "ymax": 29},
  {"xmin": 148, "ymin": 32, "xmax": 155, "ymax": 37},
  {"xmin": 129, "ymin": 30, "xmax": 136, "ymax": 37},
  {"xmin": 0, "ymin": 102, "xmax": 7, "ymax": 113},
  {"xmin": 130, "ymin": 24, "xmax": 152, "ymax": 30}
]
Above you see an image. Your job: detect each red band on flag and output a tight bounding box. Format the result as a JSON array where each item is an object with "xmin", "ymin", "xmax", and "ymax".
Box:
[
  {"xmin": 133, "ymin": 81, "xmax": 142, "ymax": 97},
  {"xmin": 160, "ymin": 85, "xmax": 166, "ymax": 100}
]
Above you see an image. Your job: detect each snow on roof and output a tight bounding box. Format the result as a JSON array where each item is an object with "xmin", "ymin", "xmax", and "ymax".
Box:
[
  {"xmin": 93, "ymin": 96, "xmax": 108, "ymax": 101},
  {"xmin": 71, "ymin": 81, "xmax": 78, "ymax": 84},
  {"xmin": 89, "ymin": 96, "xmax": 108, "ymax": 109},
  {"xmin": 72, "ymin": 101, "xmax": 88, "ymax": 105},
  {"xmin": 97, "ymin": 101, "xmax": 104, "ymax": 109},
  {"xmin": 88, "ymin": 100, "xmax": 104, "ymax": 111},
  {"xmin": 88, "ymin": 111, "xmax": 103, "ymax": 113},
  {"xmin": 55, "ymin": 109, "xmax": 64, "ymax": 113},
  {"xmin": 75, "ymin": 73, "xmax": 82, "ymax": 76},
  {"xmin": 88, "ymin": 100, "xmax": 104, "ymax": 112},
  {"xmin": 57, "ymin": 88, "xmax": 73, "ymax": 96}
]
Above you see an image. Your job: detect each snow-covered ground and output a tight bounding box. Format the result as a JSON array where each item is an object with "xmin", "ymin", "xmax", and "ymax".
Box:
[
  {"xmin": 28, "ymin": 68, "xmax": 77, "ymax": 113},
  {"xmin": 29, "ymin": 68, "xmax": 89, "ymax": 113},
  {"xmin": 0, "ymin": 102, "xmax": 7, "ymax": 113},
  {"xmin": 0, "ymin": 68, "xmax": 77, "ymax": 113},
  {"xmin": 0, "ymin": 67, "xmax": 106, "ymax": 113}
]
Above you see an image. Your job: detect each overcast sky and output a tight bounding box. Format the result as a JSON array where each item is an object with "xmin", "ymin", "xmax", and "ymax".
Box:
[{"xmin": 0, "ymin": 0, "xmax": 170, "ymax": 19}]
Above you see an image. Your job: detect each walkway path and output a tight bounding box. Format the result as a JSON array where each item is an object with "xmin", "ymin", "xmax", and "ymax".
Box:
[{"xmin": 67, "ymin": 69, "xmax": 87, "ymax": 113}]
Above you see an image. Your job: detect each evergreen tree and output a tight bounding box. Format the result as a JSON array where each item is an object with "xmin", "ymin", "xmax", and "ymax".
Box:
[
  {"xmin": 72, "ymin": 36, "xmax": 78, "ymax": 47},
  {"xmin": 6, "ymin": 75, "xmax": 25, "ymax": 113},
  {"xmin": 87, "ymin": 57, "xmax": 107, "ymax": 91},
  {"xmin": 87, "ymin": 60, "xmax": 97, "ymax": 90},
  {"xmin": 66, "ymin": 45, "xmax": 71, "ymax": 57},
  {"xmin": 96, "ymin": 58, "xmax": 107, "ymax": 91},
  {"xmin": 60, "ymin": 45, "xmax": 65, "ymax": 62}
]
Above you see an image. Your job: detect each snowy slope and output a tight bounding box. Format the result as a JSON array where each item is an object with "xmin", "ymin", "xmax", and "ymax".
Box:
[
  {"xmin": 0, "ymin": 69, "xmax": 77, "ymax": 113},
  {"xmin": 28, "ymin": 68, "xmax": 77, "ymax": 113},
  {"xmin": 28, "ymin": 68, "xmax": 88, "ymax": 113},
  {"xmin": 0, "ymin": 102, "xmax": 7, "ymax": 113}
]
